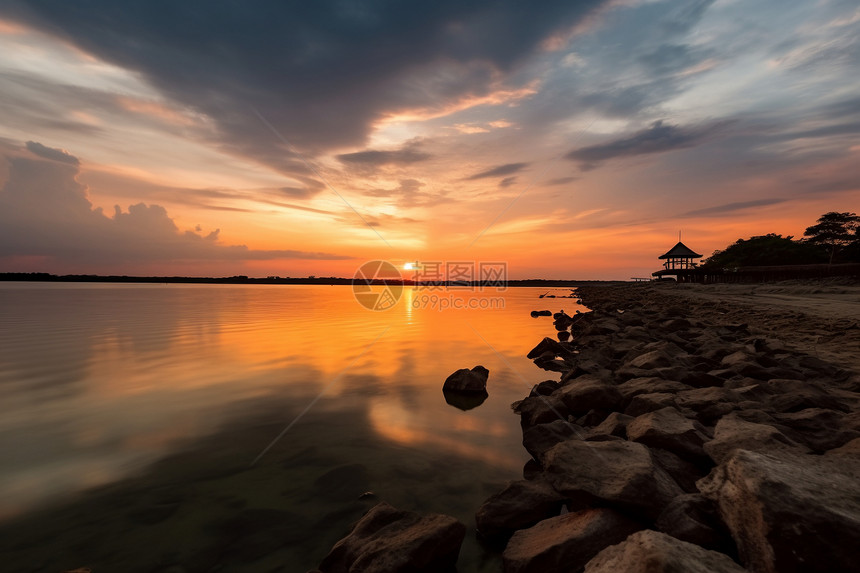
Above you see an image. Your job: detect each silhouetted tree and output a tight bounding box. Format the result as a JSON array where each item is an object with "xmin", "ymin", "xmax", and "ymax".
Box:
[
  {"xmin": 701, "ymin": 234, "xmax": 827, "ymax": 270},
  {"xmin": 803, "ymin": 211, "xmax": 860, "ymax": 264}
]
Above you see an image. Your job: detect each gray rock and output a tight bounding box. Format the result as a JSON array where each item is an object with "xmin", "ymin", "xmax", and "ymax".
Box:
[
  {"xmin": 522, "ymin": 419, "xmax": 584, "ymax": 460},
  {"xmin": 698, "ymin": 449, "xmax": 860, "ymax": 573},
  {"xmin": 318, "ymin": 502, "xmax": 465, "ymax": 573},
  {"xmin": 587, "ymin": 412, "xmax": 634, "ymax": 439},
  {"xmin": 650, "ymin": 447, "xmax": 705, "ymax": 494},
  {"xmin": 625, "ymin": 392, "xmax": 677, "ymax": 417},
  {"xmin": 704, "ymin": 415, "xmax": 808, "ymax": 464},
  {"xmin": 442, "ymin": 365, "xmax": 489, "ymax": 394},
  {"xmin": 502, "ymin": 508, "xmax": 643, "ymax": 573},
  {"xmin": 527, "ymin": 337, "xmax": 567, "ymax": 360},
  {"xmin": 513, "ymin": 395, "xmax": 569, "ymax": 430},
  {"xmin": 773, "ymin": 408, "xmax": 860, "ymax": 453},
  {"xmin": 655, "ymin": 493, "xmax": 733, "ymax": 552},
  {"xmin": 475, "ymin": 479, "xmax": 565, "ymax": 543},
  {"xmin": 584, "ymin": 530, "xmax": 748, "ymax": 573},
  {"xmin": 676, "ymin": 387, "xmax": 742, "ymax": 423},
  {"xmin": 626, "ymin": 407, "xmax": 711, "ymax": 461},
  {"xmin": 557, "ymin": 375, "xmax": 622, "ymax": 414},
  {"xmin": 617, "ymin": 377, "xmax": 691, "ymax": 401},
  {"xmin": 825, "ymin": 437, "xmax": 860, "ymax": 457},
  {"xmin": 764, "ymin": 379, "xmax": 848, "ymax": 413},
  {"xmin": 542, "ymin": 439, "xmax": 683, "ymax": 519}
]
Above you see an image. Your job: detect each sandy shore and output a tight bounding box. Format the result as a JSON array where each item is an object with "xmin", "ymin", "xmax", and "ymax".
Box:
[{"xmin": 644, "ymin": 281, "xmax": 860, "ymax": 371}]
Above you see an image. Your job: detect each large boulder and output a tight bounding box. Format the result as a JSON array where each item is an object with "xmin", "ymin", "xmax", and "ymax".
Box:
[
  {"xmin": 475, "ymin": 479, "xmax": 565, "ymax": 543},
  {"xmin": 698, "ymin": 449, "xmax": 860, "ymax": 573},
  {"xmin": 513, "ymin": 395, "xmax": 569, "ymax": 430},
  {"xmin": 442, "ymin": 365, "xmax": 489, "ymax": 394},
  {"xmin": 557, "ymin": 375, "xmax": 623, "ymax": 414},
  {"xmin": 625, "ymin": 392, "xmax": 677, "ymax": 417},
  {"xmin": 317, "ymin": 502, "xmax": 465, "ymax": 573},
  {"xmin": 655, "ymin": 493, "xmax": 734, "ymax": 552},
  {"xmin": 502, "ymin": 508, "xmax": 643, "ymax": 573},
  {"xmin": 584, "ymin": 530, "xmax": 748, "ymax": 573},
  {"xmin": 522, "ymin": 419, "xmax": 584, "ymax": 460},
  {"xmin": 773, "ymin": 408, "xmax": 860, "ymax": 453},
  {"xmin": 617, "ymin": 377, "xmax": 691, "ymax": 401},
  {"xmin": 542, "ymin": 439, "xmax": 683, "ymax": 519},
  {"xmin": 703, "ymin": 415, "xmax": 808, "ymax": 464},
  {"xmin": 527, "ymin": 337, "xmax": 567, "ymax": 360},
  {"xmin": 587, "ymin": 412, "xmax": 634, "ymax": 440},
  {"xmin": 764, "ymin": 379, "xmax": 848, "ymax": 413},
  {"xmin": 626, "ymin": 406, "xmax": 711, "ymax": 461},
  {"xmin": 649, "ymin": 447, "xmax": 706, "ymax": 494}
]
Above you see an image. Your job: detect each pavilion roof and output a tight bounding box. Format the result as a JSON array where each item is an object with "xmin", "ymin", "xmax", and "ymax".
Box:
[{"xmin": 658, "ymin": 241, "xmax": 702, "ymax": 259}]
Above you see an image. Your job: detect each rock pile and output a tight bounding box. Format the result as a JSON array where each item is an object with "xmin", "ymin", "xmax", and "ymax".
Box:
[
  {"xmin": 313, "ymin": 283, "xmax": 860, "ymax": 572},
  {"xmin": 481, "ymin": 283, "xmax": 860, "ymax": 573}
]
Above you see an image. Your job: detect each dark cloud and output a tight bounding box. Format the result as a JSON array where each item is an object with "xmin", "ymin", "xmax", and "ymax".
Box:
[
  {"xmin": 337, "ymin": 141, "xmax": 431, "ymax": 166},
  {"xmin": 363, "ymin": 178, "xmax": 454, "ymax": 208},
  {"xmin": 0, "ymin": 142, "xmax": 352, "ymax": 268},
  {"xmin": 25, "ymin": 141, "xmax": 79, "ymax": 165},
  {"xmin": 565, "ymin": 120, "xmax": 727, "ymax": 170},
  {"xmin": 681, "ymin": 198, "xmax": 786, "ymax": 218},
  {"xmin": 659, "ymin": 0, "xmax": 716, "ymax": 36},
  {"xmin": 638, "ymin": 43, "xmax": 703, "ymax": 76},
  {"xmin": 545, "ymin": 176, "xmax": 577, "ymax": 186},
  {"xmin": 499, "ymin": 176, "xmax": 518, "ymax": 188},
  {"xmin": 787, "ymin": 122, "xmax": 860, "ymax": 140},
  {"xmin": 817, "ymin": 96, "xmax": 860, "ymax": 119},
  {"xmin": 467, "ymin": 162, "xmax": 529, "ymax": 180},
  {"xmin": 0, "ymin": 0, "xmax": 608, "ymax": 172}
]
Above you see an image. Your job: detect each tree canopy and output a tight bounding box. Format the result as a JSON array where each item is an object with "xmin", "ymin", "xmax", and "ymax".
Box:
[
  {"xmin": 701, "ymin": 212, "xmax": 860, "ymax": 270},
  {"xmin": 803, "ymin": 211, "xmax": 860, "ymax": 264},
  {"xmin": 701, "ymin": 234, "xmax": 827, "ymax": 270}
]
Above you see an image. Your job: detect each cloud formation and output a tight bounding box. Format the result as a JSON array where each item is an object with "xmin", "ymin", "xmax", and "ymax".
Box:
[
  {"xmin": 24, "ymin": 140, "xmax": 79, "ymax": 165},
  {"xmin": 0, "ymin": 142, "xmax": 352, "ymax": 271},
  {"xmin": 337, "ymin": 141, "xmax": 432, "ymax": 167},
  {"xmin": 681, "ymin": 198, "xmax": 786, "ymax": 218},
  {"xmin": 466, "ymin": 162, "xmax": 529, "ymax": 180},
  {"xmin": 0, "ymin": 0, "xmax": 607, "ymax": 172},
  {"xmin": 565, "ymin": 120, "xmax": 726, "ymax": 170}
]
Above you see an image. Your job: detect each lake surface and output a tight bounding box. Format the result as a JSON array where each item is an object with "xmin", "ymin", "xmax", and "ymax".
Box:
[{"xmin": 0, "ymin": 282, "xmax": 583, "ymax": 572}]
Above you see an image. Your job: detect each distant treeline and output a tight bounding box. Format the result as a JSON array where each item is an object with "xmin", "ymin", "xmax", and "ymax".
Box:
[
  {"xmin": 701, "ymin": 211, "xmax": 860, "ymax": 270},
  {"xmin": 0, "ymin": 272, "xmax": 602, "ymax": 287}
]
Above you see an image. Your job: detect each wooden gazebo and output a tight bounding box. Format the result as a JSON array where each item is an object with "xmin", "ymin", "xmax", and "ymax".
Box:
[{"xmin": 652, "ymin": 241, "xmax": 703, "ymax": 281}]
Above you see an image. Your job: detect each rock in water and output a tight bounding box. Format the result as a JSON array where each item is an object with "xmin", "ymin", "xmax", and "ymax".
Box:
[
  {"xmin": 475, "ymin": 478, "xmax": 565, "ymax": 543},
  {"xmin": 442, "ymin": 365, "xmax": 489, "ymax": 394},
  {"xmin": 698, "ymin": 449, "xmax": 860, "ymax": 573},
  {"xmin": 584, "ymin": 530, "xmax": 749, "ymax": 573},
  {"xmin": 317, "ymin": 502, "xmax": 466, "ymax": 573},
  {"xmin": 502, "ymin": 508, "xmax": 643, "ymax": 573}
]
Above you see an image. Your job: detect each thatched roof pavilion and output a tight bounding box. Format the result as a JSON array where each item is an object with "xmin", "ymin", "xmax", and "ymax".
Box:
[{"xmin": 652, "ymin": 241, "xmax": 703, "ymax": 281}]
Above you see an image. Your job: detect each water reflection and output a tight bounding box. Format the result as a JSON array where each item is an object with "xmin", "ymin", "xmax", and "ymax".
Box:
[{"xmin": 0, "ymin": 282, "xmax": 583, "ymax": 571}]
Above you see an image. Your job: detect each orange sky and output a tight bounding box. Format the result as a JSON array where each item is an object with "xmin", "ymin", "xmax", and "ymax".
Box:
[{"xmin": 0, "ymin": 1, "xmax": 858, "ymax": 279}]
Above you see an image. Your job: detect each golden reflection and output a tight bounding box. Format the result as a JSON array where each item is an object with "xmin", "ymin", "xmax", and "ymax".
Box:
[{"xmin": 367, "ymin": 400, "xmax": 522, "ymax": 471}]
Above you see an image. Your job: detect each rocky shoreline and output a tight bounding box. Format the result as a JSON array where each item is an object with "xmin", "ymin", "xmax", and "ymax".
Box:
[{"xmin": 312, "ymin": 282, "xmax": 860, "ymax": 572}]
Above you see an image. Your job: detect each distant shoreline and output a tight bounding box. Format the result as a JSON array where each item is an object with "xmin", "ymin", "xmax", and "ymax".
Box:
[{"xmin": 0, "ymin": 272, "xmax": 620, "ymax": 288}]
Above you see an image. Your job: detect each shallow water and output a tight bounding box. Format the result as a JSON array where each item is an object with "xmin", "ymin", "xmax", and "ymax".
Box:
[{"xmin": 0, "ymin": 282, "xmax": 582, "ymax": 572}]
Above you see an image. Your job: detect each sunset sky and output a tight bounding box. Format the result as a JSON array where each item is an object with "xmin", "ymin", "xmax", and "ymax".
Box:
[{"xmin": 0, "ymin": 0, "xmax": 858, "ymax": 279}]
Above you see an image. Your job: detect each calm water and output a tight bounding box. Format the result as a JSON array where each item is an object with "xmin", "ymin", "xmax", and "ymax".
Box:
[{"xmin": 0, "ymin": 282, "xmax": 582, "ymax": 572}]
